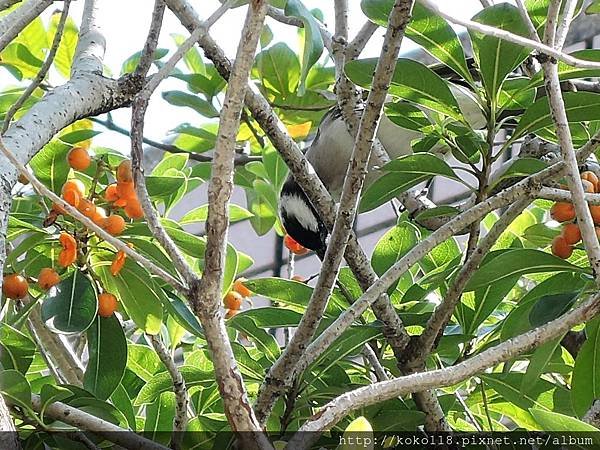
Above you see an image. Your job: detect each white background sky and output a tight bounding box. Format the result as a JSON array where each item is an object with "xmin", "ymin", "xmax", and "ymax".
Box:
[{"xmin": 10, "ymin": 0, "xmax": 483, "ymax": 152}]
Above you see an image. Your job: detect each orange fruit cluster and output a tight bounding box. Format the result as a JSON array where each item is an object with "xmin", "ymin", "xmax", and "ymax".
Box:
[
  {"xmin": 104, "ymin": 160, "xmax": 144, "ymax": 220},
  {"xmin": 284, "ymin": 234, "xmax": 309, "ymax": 256},
  {"xmin": 551, "ymin": 171, "xmax": 600, "ymax": 259},
  {"xmin": 224, "ymin": 278, "xmax": 253, "ymax": 319},
  {"xmin": 58, "ymin": 232, "xmax": 77, "ymax": 267}
]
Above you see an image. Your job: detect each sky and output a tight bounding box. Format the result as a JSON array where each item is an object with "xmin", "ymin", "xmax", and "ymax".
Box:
[{"xmin": 11, "ymin": 0, "xmax": 483, "ymax": 152}]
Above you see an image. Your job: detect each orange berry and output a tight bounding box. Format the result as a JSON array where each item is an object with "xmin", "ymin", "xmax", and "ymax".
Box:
[
  {"xmin": 2, "ymin": 273, "xmax": 29, "ymax": 300},
  {"xmin": 110, "ymin": 243, "xmax": 133, "ymax": 277},
  {"xmin": 104, "ymin": 184, "xmax": 119, "ymax": 202},
  {"xmin": 77, "ymin": 198, "xmax": 96, "ymax": 218},
  {"xmin": 223, "ymin": 291, "xmax": 243, "ymax": 310},
  {"xmin": 103, "ymin": 215, "xmax": 126, "ymax": 236},
  {"xmin": 233, "ymin": 278, "xmax": 252, "ymax": 297},
  {"xmin": 562, "ymin": 223, "xmax": 582, "ymax": 245},
  {"xmin": 581, "ymin": 171, "xmax": 599, "ymax": 192},
  {"xmin": 59, "ymin": 232, "xmax": 77, "ymax": 250},
  {"xmin": 291, "ymin": 275, "xmax": 307, "ymax": 283},
  {"xmin": 67, "ymin": 147, "xmax": 91, "ymax": 171},
  {"xmin": 116, "ymin": 182, "xmax": 137, "ymax": 202},
  {"xmin": 284, "ymin": 234, "xmax": 309, "ymax": 256},
  {"xmin": 550, "ymin": 202, "xmax": 576, "ymax": 222},
  {"xmin": 62, "ymin": 187, "xmax": 81, "ymax": 209},
  {"xmin": 37, "ymin": 267, "xmax": 60, "ymax": 290},
  {"xmin": 591, "ymin": 205, "xmax": 600, "ymax": 225},
  {"xmin": 225, "ymin": 308, "xmax": 239, "ymax": 319},
  {"xmin": 116, "ymin": 160, "xmax": 133, "ymax": 183},
  {"xmin": 98, "ymin": 293, "xmax": 118, "ymax": 318},
  {"xmin": 551, "ymin": 235, "xmax": 573, "ymax": 259},
  {"xmin": 90, "ymin": 206, "xmax": 107, "ymax": 226},
  {"xmin": 58, "ymin": 249, "xmax": 76, "ymax": 267},
  {"xmin": 124, "ymin": 199, "xmax": 144, "ymax": 219},
  {"xmin": 62, "ymin": 179, "xmax": 86, "ymax": 197},
  {"xmin": 582, "ymin": 179, "xmax": 595, "ymax": 193}
]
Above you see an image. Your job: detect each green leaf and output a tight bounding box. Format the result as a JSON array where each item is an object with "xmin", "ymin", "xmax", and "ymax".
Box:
[
  {"xmin": 521, "ymin": 336, "xmax": 564, "ymax": 394},
  {"xmin": 230, "ymin": 307, "xmax": 302, "ymax": 328},
  {"xmin": 120, "ymin": 48, "xmax": 169, "ymax": 75},
  {"xmin": 162, "ymin": 90, "xmax": 219, "ymax": 118},
  {"xmin": 0, "ymin": 324, "xmax": 35, "ymax": 374},
  {"xmin": 346, "ymin": 58, "xmax": 462, "ymax": 120},
  {"xmin": 49, "ymin": 16, "xmax": 79, "ymax": 78},
  {"xmin": 587, "ymin": 0, "xmax": 600, "ymax": 14},
  {"xmin": 464, "ymin": 249, "xmax": 586, "ymax": 291},
  {"xmin": 180, "ymin": 204, "xmax": 253, "ymax": 225},
  {"xmin": 162, "ymin": 292, "xmax": 203, "ymax": 338},
  {"xmin": 382, "ymin": 153, "xmax": 459, "ymax": 179},
  {"xmin": 253, "ymin": 43, "xmax": 300, "ymax": 96},
  {"xmin": 228, "ymin": 315, "xmax": 280, "ymax": 361},
  {"xmin": 0, "ymin": 369, "xmax": 31, "ymax": 410},
  {"xmin": 84, "ymin": 315, "xmax": 127, "ymax": 400},
  {"xmin": 529, "ymin": 49, "xmax": 600, "ymax": 87},
  {"xmin": 406, "ymin": 3, "xmax": 473, "ymax": 83},
  {"xmin": 222, "ymin": 243, "xmax": 239, "ymax": 296},
  {"xmin": 469, "ymin": 3, "xmax": 530, "ymax": 103},
  {"xmin": 572, "ymin": 318, "xmax": 600, "ymax": 417},
  {"xmin": 530, "ymin": 408, "xmax": 599, "ymax": 431},
  {"xmin": 263, "ymin": 146, "xmax": 289, "ymax": 192},
  {"xmin": 529, "ymin": 292, "xmax": 578, "ymax": 328},
  {"xmin": 284, "ymin": 0, "xmax": 324, "ymax": 95},
  {"xmin": 510, "ymin": 92, "xmax": 600, "ymax": 145},
  {"xmin": 172, "ymin": 33, "xmax": 205, "ymax": 74},
  {"xmin": 59, "ymin": 129, "xmax": 101, "ymax": 146},
  {"xmin": 29, "ymin": 141, "xmax": 71, "ymax": 194},
  {"xmin": 93, "ymin": 257, "xmax": 163, "ymax": 335},
  {"xmin": 144, "ymin": 392, "xmax": 176, "ymax": 445},
  {"xmin": 385, "ymin": 101, "xmax": 432, "ymax": 132},
  {"xmin": 39, "ymin": 385, "xmax": 73, "ymax": 421},
  {"xmin": 135, "ymin": 366, "xmax": 213, "ymax": 406},
  {"xmin": 371, "ymin": 221, "xmax": 419, "ymax": 293},
  {"xmin": 145, "ymin": 175, "xmax": 188, "ymax": 199},
  {"xmin": 41, "ymin": 270, "xmax": 98, "ymax": 334},
  {"xmin": 341, "ymin": 416, "xmax": 373, "ymax": 449}
]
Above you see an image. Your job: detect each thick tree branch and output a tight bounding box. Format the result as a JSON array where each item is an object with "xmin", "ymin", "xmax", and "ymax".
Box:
[
  {"xmin": 254, "ymin": 0, "xmax": 415, "ymax": 424},
  {"xmin": 0, "ymin": 0, "xmax": 22, "ymax": 11},
  {"xmin": 0, "ymin": 396, "xmax": 19, "ymax": 449},
  {"xmin": 185, "ymin": 2, "xmax": 272, "ymax": 446},
  {"xmin": 288, "ymin": 292, "xmax": 600, "ymax": 445}
]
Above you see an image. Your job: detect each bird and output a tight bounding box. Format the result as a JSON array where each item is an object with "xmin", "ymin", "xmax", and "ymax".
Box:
[{"xmin": 279, "ymin": 85, "xmax": 486, "ymax": 259}]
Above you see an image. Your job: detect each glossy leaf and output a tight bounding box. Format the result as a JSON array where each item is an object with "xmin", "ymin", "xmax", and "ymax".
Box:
[
  {"xmin": 84, "ymin": 315, "xmax": 127, "ymax": 400},
  {"xmin": 346, "ymin": 58, "xmax": 462, "ymax": 120},
  {"xmin": 180, "ymin": 204, "xmax": 253, "ymax": 225},
  {"xmin": 469, "ymin": 3, "xmax": 530, "ymax": 102},
  {"xmin": 572, "ymin": 318, "xmax": 600, "ymax": 417},
  {"xmin": 162, "ymin": 90, "xmax": 219, "ymax": 118},
  {"xmin": 530, "ymin": 408, "xmax": 599, "ymax": 431},
  {"xmin": 144, "ymin": 392, "xmax": 176, "ymax": 445},
  {"xmin": 0, "ymin": 369, "xmax": 31, "ymax": 410},
  {"xmin": 41, "ymin": 270, "xmax": 98, "ymax": 334},
  {"xmin": 29, "ymin": 141, "xmax": 71, "ymax": 194},
  {"xmin": 135, "ymin": 366, "xmax": 214, "ymax": 405},
  {"xmin": 464, "ymin": 249, "xmax": 586, "ymax": 291}
]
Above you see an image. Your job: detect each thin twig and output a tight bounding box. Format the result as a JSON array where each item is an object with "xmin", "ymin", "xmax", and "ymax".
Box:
[
  {"xmin": 2, "ymin": 1, "xmax": 72, "ymax": 134},
  {"xmin": 0, "ymin": 137, "xmax": 187, "ymax": 293},
  {"xmin": 133, "ymin": 0, "xmax": 166, "ymax": 79},
  {"xmin": 149, "ymin": 334, "xmax": 188, "ymax": 449},
  {"xmin": 418, "ymin": 0, "xmax": 600, "ymax": 70},
  {"xmin": 0, "ymin": 0, "xmax": 53, "ymax": 53},
  {"xmin": 288, "ymin": 292, "xmax": 600, "ymax": 444}
]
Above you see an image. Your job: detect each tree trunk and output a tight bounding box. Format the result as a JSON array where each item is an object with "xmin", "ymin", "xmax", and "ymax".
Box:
[{"xmin": 0, "ymin": 395, "xmax": 20, "ymax": 450}]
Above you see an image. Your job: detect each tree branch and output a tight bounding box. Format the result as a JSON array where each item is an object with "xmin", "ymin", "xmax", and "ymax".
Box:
[
  {"xmin": 149, "ymin": 334, "xmax": 188, "ymax": 450},
  {"xmin": 346, "ymin": 20, "xmax": 379, "ymax": 60},
  {"xmin": 254, "ymin": 0, "xmax": 415, "ymax": 424},
  {"xmin": 0, "ymin": 396, "xmax": 19, "ymax": 449},
  {"xmin": 0, "ymin": 0, "xmax": 53, "ymax": 53},
  {"xmin": 288, "ymin": 292, "xmax": 600, "ymax": 445},
  {"xmin": 418, "ymin": 0, "xmax": 600, "ymax": 70},
  {"xmin": 133, "ymin": 0, "xmax": 166, "ymax": 79},
  {"xmin": 2, "ymin": 0, "xmax": 72, "ymax": 134}
]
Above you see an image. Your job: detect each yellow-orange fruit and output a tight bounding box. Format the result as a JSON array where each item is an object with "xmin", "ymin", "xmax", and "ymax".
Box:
[
  {"xmin": 233, "ymin": 278, "xmax": 252, "ymax": 298},
  {"xmin": 550, "ymin": 202, "xmax": 576, "ymax": 222},
  {"xmin": 223, "ymin": 291, "xmax": 243, "ymax": 310},
  {"xmin": 58, "ymin": 232, "xmax": 77, "ymax": 267},
  {"xmin": 581, "ymin": 171, "xmax": 599, "ymax": 192},
  {"xmin": 124, "ymin": 200, "xmax": 144, "ymax": 219},
  {"xmin": 37, "ymin": 268, "xmax": 60, "ymax": 290},
  {"xmin": 116, "ymin": 182, "xmax": 137, "ymax": 202},
  {"xmin": 110, "ymin": 243, "xmax": 132, "ymax": 276},
  {"xmin": 98, "ymin": 293, "xmax": 118, "ymax": 317},
  {"xmin": 77, "ymin": 198, "xmax": 96, "ymax": 218},
  {"xmin": 551, "ymin": 235, "xmax": 573, "ymax": 259},
  {"xmin": 591, "ymin": 205, "xmax": 600, "ymax": 225},
  {"xmin": 62, "ymin": 179, "xmax": 86, "ymax": 197},
  {"xmin": 2, "ymin": 273, "xmax": 29, "ymax": 299},
  {"xmin": 103, "ymin": 215, "xmax": 126, "ymax": 236},
  {"xmin": 116, "ymin": 160, "xmax": 133, "ymax": 183},
  {"xmin": 562, "ymin": 223, "xmax": 582, "ymax": 245},
  {"xmin": 90, "ymin": 207, "xmax": 107, "ymax": 226},
  {"xmin": 67, "ymin": 147, "xmax": 91, "ymax": 171},
  {"xmin": 225, "ymin": 309, "xmax": 239, "ymax": 319},
  {"xmin": 582, "ymin": 179, "xmax": 595, "ymax": 193},
  {"xmin": 104, "ymin": 183, "xmax": 119, "ymax": 202}
]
